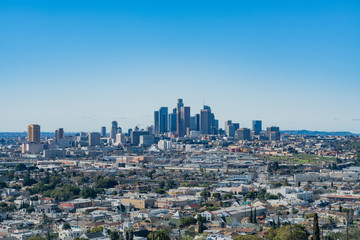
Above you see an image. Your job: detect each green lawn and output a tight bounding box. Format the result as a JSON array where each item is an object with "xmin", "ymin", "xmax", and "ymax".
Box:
[{"xmin": 266, "ymin": 154, "xmax": 335, "ymax": 164}]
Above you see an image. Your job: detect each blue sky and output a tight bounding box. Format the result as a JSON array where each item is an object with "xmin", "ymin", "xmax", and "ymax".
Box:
[{"xmin": 1, "ymin": 0, "xmax": 360, "ymax": 133}]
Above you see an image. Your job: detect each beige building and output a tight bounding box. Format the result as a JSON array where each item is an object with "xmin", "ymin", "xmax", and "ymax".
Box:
[
  {"xmin": 120, "ymin": 198, "xmax": 155, "ymax": 209},
  {"xmin": 28, "ymin": 124, "xmax": 40, "ymax": 143}
]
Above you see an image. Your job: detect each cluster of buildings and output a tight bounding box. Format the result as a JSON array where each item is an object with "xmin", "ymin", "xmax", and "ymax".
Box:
[{"xmin": 0, "ymin": 99, "xmax": 359, "ymax": 240}]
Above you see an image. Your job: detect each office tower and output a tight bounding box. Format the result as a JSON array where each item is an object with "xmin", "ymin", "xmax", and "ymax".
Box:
[
  {"xmin": 236, "ymin": 128, "xmax": 251, "ymax": 140},
  {"xmin": 168, "ymin": 108, "xmax": 177, "ymax": 132},
  {"xmin": 195, "ymin": 114, "xmax": 200, "ymax": 131},
  {"xmin": 154, "ymin": 110, "xmax": 159, "ymax": 134},
  {"xmin": 117, "ymin": 127, "xmax": 122, "ymax": 134},
  {"xmin": 146, "ymin": 125, "xmax": 154, "ymax": 134},
  {"xmin": 116, "ymin": 133, "xmax": 126, "ymax": 145},
  {"xmin": 200, "ymin": 108, "xmax": 212, "ymax": 135},
  {"xmin": 252, "ymin": 120, "xmax": 262, "ymax": 135},
  {"xmin": 159, "ymin": 107, "xmax": 168, "ymax": 134},
  {"xmin": 190, "ymin": 116, "xmax": 196, "ymax": 130},
  {"xmin": 178, "ymin": 106, "xmax": 190, "ymax": 137},
  {"xmin": 225, "ymin": 120, "xmax": 235, "ymax": 137},
  {"xmin": 101, "ymin": 126, "xmax": 106, "ymax": 137},
  {"xmin": 233, "ymin": 123, "xmax": 240, "ymax": 131},
  {"xmin": 131, "ymin": 130, "xmax": 149, "ymax": 146},
  {"xmin": 267, "ymin": 126, "xmax": 280, "ymax": 141},
  {"xmin": 28, "ymin": 124, "xmax": 40, "ymax": 143},
  {"xmin": 176, "ymin": 99, "xmax": 184, "ymax": 136},
  {"xmin": 110, "ymin": 121, "xmax": 118, "ymax": 140},
  {"xmin": 88, "ymin": 132, "xmax": 101, "ymax": 146},
  {"xmin": 55, "ymin": 128, "xmax": 64, "ymax": 140}
]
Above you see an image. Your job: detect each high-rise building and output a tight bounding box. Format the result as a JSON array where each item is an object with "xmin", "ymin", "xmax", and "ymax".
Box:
[
  {"xmin": 159, "ymin": 107, "xmax": 168, "ymax": 134},
  {"xmin": 55, "ymin": 128, "xmax": 64, "ymax": 140},
  {"xmin": 28, "ymin": 124, "xmax": 40, "ymax": 143},
  {"xmin": 266, "ymin": 126, "xmax": 280, "ymax": 141},
  {"xmin": 190, "ymin": 116, "xmax": 196, "ymax": 130},
  {"xmin": 168, "ymin": 108, "xmax": 177, "ymax": 132},
  {"xmin": 225, "ymin": 120, "xmax": 234, "ymax": 137},
  {"xmin": 252, "ymin": 120, "xmax": 262, "ymax": 135},
  {"xmin": 236, "ymin": 128, "xmax": 251, "ymax": 140},
  {"xmin": 179, "ymin": 106, "xmax": 190, "ymax": 137},
  {"xmin": 195, "ymin": 114, "xmax": 200, "ymax": 131},
  {"xmin": 154, "ymin": 110, "xmax": 159, "ymax": 134},
  {"xmin": 101, "ymin": 126, "xmax": 106, "ymax": 137},
  {"xmin": 89, "ymin": 132, "xmax": 101, "ymax": 146},
  {"xmin": 131, "ymin": 130, "xmax": 149, "ymax": 146},
  {"xmin": 110, "ymin": 121, "xmax": 118, "ymax": 140},
  {"xmin": 200, "ymin": 108, "xmax": 212, "ymax": 135},
  {"xmin": 176, "ymin": 99, "xmax": 184, "ymax": 136},
  {"xmin": 89, "ymin": 132, "xmax": 100, "ymax": 146},
  {"xmin": 233, "ymin": 123, "xmax": 240, "ymax": 131}
]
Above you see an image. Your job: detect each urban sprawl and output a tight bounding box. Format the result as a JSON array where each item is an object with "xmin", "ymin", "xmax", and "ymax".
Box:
[{"xmin": 1, "ymin": 99, "xmax": 360, "ymax": 240}]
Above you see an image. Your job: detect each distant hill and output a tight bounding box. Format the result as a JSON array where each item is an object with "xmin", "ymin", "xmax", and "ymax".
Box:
[{"xmin": 281, "ymin": 130, "xmax": 358, "ymax": 136}]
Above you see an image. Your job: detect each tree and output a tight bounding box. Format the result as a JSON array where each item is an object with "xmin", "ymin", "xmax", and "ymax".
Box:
[
  {"xmin": 80, "ymin": 187, "xmax": 97, "ymax": 199},
  {"xmin": 212, "ymin": 193, "xmax": 221, "ymax": 201},
  {"xmin": 313, "ymin": 213, "xmax": 320, "ymax": 240},
  {"xmin": 250, "ymin": 208, "xmax": 253, "ymax": 223},
  {"xmin": 62, "ymin": 222, "xmax": 71, "ymax": 230},
  {"xmin": 197, "ymin": 215, "xmax": 205, "ymax": 234},
  {"xmin": 267, "ymin": 225, "xmax": 308, "ymax": 240},
  {"xmin": 15, "ymin": 163, "xmax": 27, "ymax": 171},
  {"xmin": 110, "ymin": 231, "xmax": 120, "ymax": 240},
  {"xmin": 200, "ymin": 191, "xmax": 210, "ymax": 201},
  {"xmin": 253, "ymin": 208, "xmax": 257, "ymax": 224}
]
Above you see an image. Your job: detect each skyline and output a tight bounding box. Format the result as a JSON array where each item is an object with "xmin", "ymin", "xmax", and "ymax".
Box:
[{"xmin": 1, "ymin": 1, "xmax": 360, "ymax": 132}]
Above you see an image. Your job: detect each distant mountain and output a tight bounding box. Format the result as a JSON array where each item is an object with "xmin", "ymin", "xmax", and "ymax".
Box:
[{"xmin": 281, "ymin": 130, "xmax": 358, "ymax": 136}]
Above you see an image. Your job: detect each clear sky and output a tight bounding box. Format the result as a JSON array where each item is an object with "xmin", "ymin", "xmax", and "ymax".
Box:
[{"xmin": 1, "ymin": 0, "xmax": 360, "ymax": 133}]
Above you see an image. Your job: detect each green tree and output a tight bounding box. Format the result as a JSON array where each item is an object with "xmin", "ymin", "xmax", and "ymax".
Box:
[
  {"xmin": 62, "ymin": 222, "xmax": 71, "ymax": 230},
  {"xmin": 80, "ymin": 186, "xmax": 97, "ymax": 199},
  {"xmin": 313, "ymin": 213, "xmax": 320, "ymax": 240},
  {"xmin": 267, "ymin": 225, "xmax": 308, "ymax": 240},
  {"xmin": 200, "ymin": 191, "xmax": 210, "ymax": 201},
  {"xmin": 212, "ymin": 192, "xmax": 221, "ymax": 201}
]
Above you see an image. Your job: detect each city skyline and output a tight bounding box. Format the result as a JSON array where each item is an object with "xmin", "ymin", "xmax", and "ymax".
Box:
[{"xmin": 1, "ymin": 1, "xmax": 360, "ymax": 133}]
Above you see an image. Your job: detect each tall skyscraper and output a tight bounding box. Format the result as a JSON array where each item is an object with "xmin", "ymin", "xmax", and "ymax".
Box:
[
  {"xmin": 176, "ymin": 99, "xmax": 184, "ymax": 136},
  {"xmin": 110, "ymin": 121, "xmax": 118, "ymax": 140},
  {"xmin": 168, "ymin": 108, "xmax": 177, "ymax": 132},
  {"xmin": 89, "ymin": 132, "xmax": 101, "ymax": 146},
  {"xmin": 101, "ymin": 126, "xmax": 106, "ymax": 137},
  {"xmin": 159, "ymin": 107, "xmax": 168, "ymax": 134},
  {"xmin": 28, "ymin": 124, "xmax": 40, "ymax": 143},
  {"xmin": 55, "ymin": 128, "xmax": 64, "ymax": 140},
  {"xmin": 252, "ymin": 120, "xmax": 262, "ymax": 135},
  {"xmin": 154, "ymin": 110, "xmax": 159, "ymax": 134},
  {"xmin": 179, "ymin": 106, "xmax": 190, "ymax": 137},
  {"xmin": 200, "ymin": 108, "xmax": 212, "ymax": 135},
  {"xmin": 195, "ymin": 114, "xmax": 200, "ymax": 131}
]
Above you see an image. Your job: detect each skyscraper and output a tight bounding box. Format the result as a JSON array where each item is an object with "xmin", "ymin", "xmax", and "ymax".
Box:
[
  {"xmin": 101, "ymin": 126, "xmax": 106, "ymax": 137},
  {"xmin": 110, "ymin": 121, "xmax": 118, "ymax": 140},
  {"xmin": 28, "ymin": 124, "xmax": 40, "ymax": 143},
  {"xmin": 89, "ymin": 132, "xmax": 101, "ymax": 146},
  {"xmin": 236, "ymin": 128, "xmax": 251, "ymax": 140},
  {"xmin": 200, "ymin": 108, "xmax": 212, "ymax": 135},
  {"xmin": 179, "ymin": 106, "xmax": 190, "ymax": 137},
  {"xmin": 176, "ymin": 99, "xmax": 184, "ymax": 136},
  {"xmin": 159, "ymin": 107, "xmax": 168, "ymax": 134},
  {"xmin": 252, "ymin": 120, "xmax": 262, "ymax": 135},
  {"xmin": 55, "ymin": 128, "xmax": 64, "ymax": 140},
  {"xmin": 168, "ymin": 108, "xmax": 177, "ymax": 132},
  {"xmin": 267, "ymin": 126, "xmax": 280, "ymax": 141},
  {"xmin": 154, "ymin": 110, "xmax": 159, "ymax": 134}
]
